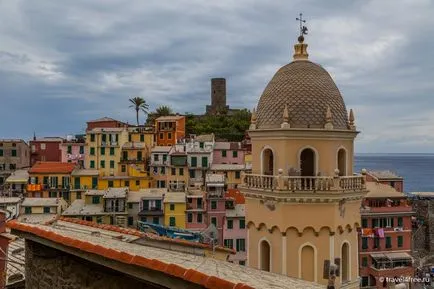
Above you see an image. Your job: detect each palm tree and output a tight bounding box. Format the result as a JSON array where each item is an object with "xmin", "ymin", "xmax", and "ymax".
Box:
[
  {"xmin": 155, "ymin": 105, "xmax": 173, "ymax": 117},
  {"xmin": 129, "ymin": 97, "xmax": 149, "ymax": 126}
]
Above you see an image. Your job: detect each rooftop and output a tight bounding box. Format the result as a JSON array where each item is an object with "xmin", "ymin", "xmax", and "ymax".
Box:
[
  {"xmin": 84, "ymin": 189, "xmax": 106, "ymax": 196},
  {"xmin": 88, "ymin": 127, "xmax": 125, "ymax": 132},
  {"xmin": 122, "ymin": 142, "xmax": 148, "ymax": 149},
  {"xmin": 32, "ymin": 137, "xmax": 65, "ymax": 142},
  {"xmin": 6, "ymin": 235, "xmax": 25, "ymax": 287},
  {"xmin": 193, "ymin": 134, "xmax": 214, "ymax": 143},
  {"xmin": 164, "ymin": 192, "xmax": 186, "ymax": 203},
  {"xmin": 71, "ymin": 168, "xmax": 99, "ymax": 176},
  {"xmin": 214, "ymin": 142, "xmax": 242, "ymax": 150},
  {"xmin": 365, "ymin": 182, "xmax": 405, "ymax": 198},
  {"xmin": 0, "ymin": 197, "xmax": 21, "ymax": 204},
  {"xmin": 5, "ymin": 169, "xmax": 29, "ymax": 183},
  {"xmin": 21, "ymin": 198, "xmax": 61, "ymax": 207},
  {"xmin": 156, "ymin": 115, "xmax": 185, "ymax": 121},
  {"xmin": 225, "ymin": 189, "xmax": 245, "ymax": 204},
  {"xmin": 211, "ymin": 164, "xmax": 247, "ymax": 171},
  {"xmin": 367, "ymin": 170, "xmax": 403, "ymax": 180},
  {"xmin": 104, "ymin": 187, "xmax": 128, "ymax": 199},
  {"xmin": 8, "ymin": 218, "xmax": 322, "ymax": 289},
  {"xmin": 205, "ymin": 174, "xmax": 225, "ymax": 184},
  {"xmin": 127, "ymin": 189, "xmax": 167, "ymax": 203},
  {"xmin": 408, "ymin": 191, "xmax": 434, "ymax": 198},
  {"xmin": 87, "ymin": 117, "xmax": 121, "ymax": 123},
  {"xmin": 29, "ymin": 162, "xmax": 76, "ymax": 174},
  {"xmin": 62, "ymin": 200, "xmax": 104, "ymax": 216},
  {"xmin": 17, "ymin": 214, "xmax": 58, "ymax": 224},
  {"xmin": 151, "ymin": 146, "xmax": 172, "ymax": 153},
  {"xmin": 0, "ymin": 139, "xmax": 26, "ymax": 143}
]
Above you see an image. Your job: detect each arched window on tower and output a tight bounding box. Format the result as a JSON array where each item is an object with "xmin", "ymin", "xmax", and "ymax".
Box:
[
  {"xmin": 259, "ymin": 240, "xmax": 271, "ymax": 272},
  {"xmin": 300, "ymin": 245, "xmax": 315, "ymax": 282},
  {"xmin": 300, "ymin": 148, "xmax": 315, "ymax": 176},
  {"xmin": 262, "ymin": 148, "xmax": 274, "ymax": 175},
  {"xmin": 341, "ymin": 243, "xmax": 350, "ymax": 283},
  {"xmin": 337, "ymin": 148, "xmax": 347, "ymax": 176}
]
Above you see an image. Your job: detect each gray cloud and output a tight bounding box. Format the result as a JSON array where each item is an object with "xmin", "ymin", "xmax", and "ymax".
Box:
[{"xmin": 1, "ymin": 0, "xmax": 434, "ymax": 152}]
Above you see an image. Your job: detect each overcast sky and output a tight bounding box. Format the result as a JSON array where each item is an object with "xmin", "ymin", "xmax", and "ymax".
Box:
[{"xmin": 1, "ymin": 0, "xmax": 434, "ymax": 153}]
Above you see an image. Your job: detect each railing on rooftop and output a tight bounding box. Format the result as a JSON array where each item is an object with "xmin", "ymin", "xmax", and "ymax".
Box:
[{"xmin": 241, "ymin": 170, "xmax": 366, "ymax": 193}]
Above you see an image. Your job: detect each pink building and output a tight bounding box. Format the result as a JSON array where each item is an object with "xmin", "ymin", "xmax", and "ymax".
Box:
[
  {"xmin": 223, "ymin": 189, "xmax": 247, "ymax": 265},
  {"xmin": 185, "ymin": 191, "xmax": 207, "ymax": 231},
  {"xmin": 60, "ymin": 135, "xmax": 86, "ymax": 168},
  {"xmin": 205, "ymin": 174, "xmax": 226, "ymax": 245},
  {"xmin": 213, "ymin": 142, "xmax": 245, "ymax": 165}
]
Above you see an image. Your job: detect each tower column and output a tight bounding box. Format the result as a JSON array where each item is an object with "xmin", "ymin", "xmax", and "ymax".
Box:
[{"xmin": 282, "ymin": 233, "xmax": 287, "ymax": 275}]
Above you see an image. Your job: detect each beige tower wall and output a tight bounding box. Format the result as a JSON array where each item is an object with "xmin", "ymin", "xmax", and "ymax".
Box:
[{"xmin": 251, "ymin": 136, "xmax": 356, "ymax": 177}]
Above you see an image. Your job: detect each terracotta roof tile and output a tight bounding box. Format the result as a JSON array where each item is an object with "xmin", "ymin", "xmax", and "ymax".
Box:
[
  {"xmin": 225, "ymin": 189, "xmax": 246, "ymax": 204},
  {"xmin": 29, "ymin": 162, "xmax": 77, "ymax": 174},
  {"xmin": 6, "ymin": 220, "xmax": 275, "ymax": 289}
]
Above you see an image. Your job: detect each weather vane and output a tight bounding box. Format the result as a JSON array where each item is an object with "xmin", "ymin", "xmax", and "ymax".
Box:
[{"xmin": 296, "ymin": 13, "xmax": 308, "ymax": 37}]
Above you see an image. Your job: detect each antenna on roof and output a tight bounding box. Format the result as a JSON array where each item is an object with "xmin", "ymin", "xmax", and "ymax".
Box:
[{"xmin": 200, "ymin": 224, "xmax": 218, "ymax": 254}]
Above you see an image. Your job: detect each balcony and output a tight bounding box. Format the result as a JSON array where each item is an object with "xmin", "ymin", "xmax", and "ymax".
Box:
[
  {"xmin": 361, "ymin": 206, "xmax": 413, "ymax": 214},
  {"xmin": 138, "ymin": 207, "xmax": 164, "ymax": 216},
  {"xmin": 101, "ymin": 141, "xmax": 118, "ymax": 147},
  {"xmin": 120, "ymin": 158, "xmax": 144, "ymax": 164},
  {"xmin": 241, "ymin": 173, "xmax": 366, "ymax": 194}
]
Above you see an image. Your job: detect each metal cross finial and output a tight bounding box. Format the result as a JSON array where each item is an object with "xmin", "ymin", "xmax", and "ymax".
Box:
[{"xmin": 296, "ymin": 13, "xmax": 308, "ymax": 37}]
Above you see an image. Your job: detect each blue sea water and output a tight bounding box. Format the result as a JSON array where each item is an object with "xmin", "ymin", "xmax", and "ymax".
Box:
[{"xmin": 354, "ymin": 153, "xmax": 434, "ymax": 193}]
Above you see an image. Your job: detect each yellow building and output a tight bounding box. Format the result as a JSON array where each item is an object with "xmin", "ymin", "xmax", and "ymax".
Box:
[
  {"xmin": 62, "ymin": 187, "xmax": 129, "ymax": 226},
  {"xmin": 163, "ymin": 192, "xmax": 186, "ymax": 229},
  {"xmin": 85, "ymin": 127, "xmax": 129, "ymax": 176},
  {"xmin": 70, "ymin": 168, "xmax": 99, "ymax": 203},
  {"xmin": 27, "ymin": 162, "xmax": 76, "ymax": 202},
  {"xmin": 98, "ymin": 164, "xmax": 151, "ymax": 190},
  {"xmin": 19, "ymin": 197, "xmax": 68, "ymax": 224},
  {"xmin": 240, "ymin": 34, "xmax": 366, "ymax": 288},
  {"xmin": 210, "ymin": 164, "xmax": 247, "ymax": 189}
]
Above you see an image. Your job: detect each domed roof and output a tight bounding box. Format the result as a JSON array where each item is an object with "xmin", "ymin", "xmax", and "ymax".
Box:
[{"xmin": 255, "ymin": 60, "xmax": 349, "ymax": 130}]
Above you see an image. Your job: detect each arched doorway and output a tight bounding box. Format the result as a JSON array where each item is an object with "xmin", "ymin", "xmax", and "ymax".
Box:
[
  {"xmin": 260, "ymin": 240, "xmax": 271, "ymax": 271},
  {"xmin": 300, "ymin": 245, "xmax": 315, "ymax": 282},
  {"xmin": 262, "ymin": 148, "xmax": 274, "ymax": 175},
  {"xmin": 341, "ymin": 243, "xmax": 350, "ymax": 283},
  {"xmin": 300, "ymin": 148, "xmax": 315, "ymax": 176},
  {"xmin": 337, "ymin": 148, "xmax": 346, "ymax": 176}
]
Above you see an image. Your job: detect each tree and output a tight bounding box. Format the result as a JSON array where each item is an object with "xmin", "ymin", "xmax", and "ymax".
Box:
[
  {"xmin": 155, "ymin": 105, "xmax": 173, "ymax": 117},
  {"xmin": 129, "ymin": 97, "xmax": 149, "ymax": 126}
]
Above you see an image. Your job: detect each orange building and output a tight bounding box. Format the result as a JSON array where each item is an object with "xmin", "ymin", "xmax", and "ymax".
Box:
[
  {"xmin": 154, "ymin": 115, "xmax": 185, "ymax": 146},
  {"xmin": 27, "ymin": 162, "xmax": 77, "ymax": 200}
]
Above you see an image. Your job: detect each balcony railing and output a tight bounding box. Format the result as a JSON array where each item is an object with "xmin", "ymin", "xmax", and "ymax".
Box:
[{"xmin": 241, "ymin": 172, "xmax": 366, "ymax": 193}]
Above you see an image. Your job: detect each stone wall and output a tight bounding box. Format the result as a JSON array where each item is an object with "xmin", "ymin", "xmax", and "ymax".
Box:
[
  {"xmin": 411, "ymin": 198, "xmax": 434, "ymax": 268},
  {"xmin": 25, "ymin": 240, "xmax": 163, "ymax": 289}
]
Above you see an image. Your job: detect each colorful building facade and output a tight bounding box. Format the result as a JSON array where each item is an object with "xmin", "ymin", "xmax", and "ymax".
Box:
[
  {"xmin": 155, "ymin": 115, "xmax": 186, "ymax": 146},
  {"xmin": 27, "ymin": 162, "xmax": 76, "ymax": 201},
  {"xmin": 213, "ymin": 142, "xmax": 245, "ymax": 165},
  {"xmin": 359, "ymin": 182, "xmax": 414, "ymax": 288},
  {"xmin": 163, "ymin": 192, "xmax": 186, "ymax": 229},
  {"xmin": 0, "ymin": 139, "xmax": 30, "ymax": 186},
  {"xmin": 185, "ymin": 190, "xmax": 207, "ymax": 231},
  {"xmin": 205, "ymin": 174, "xmax": 226, "ymax": 245},
  {"xmin": 30, "ymin": 137, "xmax": 64, "ymax": 166},
  {"xmin": 223, "ymin": 189, "xmax": 247, "ymax": 265},
  {"xmin": 60, "ymin": 135, "xmax": 86, "ymax": 168},
  {"xmin": 186, "ymin": 134, "xmax": 214, "ymax": 189}
]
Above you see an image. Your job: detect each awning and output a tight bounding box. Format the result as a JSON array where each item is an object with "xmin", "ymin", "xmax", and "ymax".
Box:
[
  {"xmin": 386, "ymin": 252, "xmax": 413, "ymax": 260},
  {"xmin": 370, "ymin": 253, "xmax": 388, "ymax": 260},
  {"xmin": 5, "ymin": 179, "xmax": 27, "ymax": 184},
  {"xmin": 370, "ymin": 252, "xmax": 413, "ymax": 261}
]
